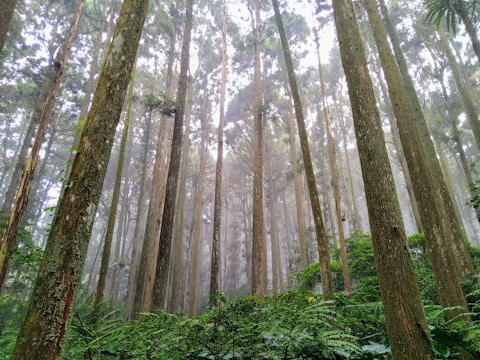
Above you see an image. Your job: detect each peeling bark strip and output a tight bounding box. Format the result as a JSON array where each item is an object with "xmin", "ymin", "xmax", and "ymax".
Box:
[{"xmin": 11, "ymin": 0, "xmax": 149, "ymax": 358}]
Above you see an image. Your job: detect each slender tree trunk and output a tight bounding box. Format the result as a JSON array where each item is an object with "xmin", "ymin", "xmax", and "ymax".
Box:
[
  {"xmin": 151, "ymin": 0, "xmax": 193, "ymax": 311},
  {"xmin": 438, "ymin": 28, "xmax": 480, "ymax": 152},
  {"xmin": 286, "ymin": 104, "xmax": 308, "ymax": 268},
  {"xmin": 0, "ymin": 0, "xmax": 85, "ymax": 291},
  {"xmin": 11, "ymin": 0, "xmax": 148, "ymax": 355},
  {"xmin": 187, "ymin": 110, "xmax": 209, "ymax": 316},
  {"xmin": 338, "ymin": 112, "xmax": 362, "ymax": 230},
  {"xmin": 250, "ymin": 0, "xmax": 268, "ymax": 297},
  {"xmin": 332, "ymin": 0, "xmax": 434, "ymax": 357},
  {"xmin": 168, "ymin": 80, "xmax": 194, "ymax": 313},
  {"xmin": 132, "ymin": 33, "xmax": 177, "ymax": 318},
  {"xmin": 315, "ymin": 28, "xmax": 351, "ymax": 295},
  {"xmin": 266, "ymin": 148, "xmax": 283, "ymax": 293},
  {"xmin": 272, "ymin": 0, "xmax": 333, "ymax": 300},
  {"xmin": 124, "ymin": 110, "xmax": 153, "ymax": 319},
  {"xmin": 210, "ymin": 2, "xmax": 228, "ymax": 304},
  {"xmin": 93, "ymin": 70, "xmax": 134, "ymax": 318},
  {"xmin": 375, "ymin": 59, "xmax": 423, "ymax": 233}
]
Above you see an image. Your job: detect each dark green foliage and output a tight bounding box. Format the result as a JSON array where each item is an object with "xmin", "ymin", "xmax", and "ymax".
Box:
[
  {"xmin": 468, "ymin": 180, "xmax": 480, "ymax": 214},
  {"xmin": 2, "ymin": 232, "xmax": 480, "ymax": 358},
  {"xmin": 424, "ymin": 0, "xmax": 480, "ymax": 34},
  {"xmin": 60, "ymin": 291, "xmax": 361, "ymax": 359}
]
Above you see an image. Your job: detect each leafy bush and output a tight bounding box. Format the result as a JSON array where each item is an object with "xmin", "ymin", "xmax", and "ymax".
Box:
[{"xmin": 64, "ymin": 291, "xmax": 362, "ymax": 359}]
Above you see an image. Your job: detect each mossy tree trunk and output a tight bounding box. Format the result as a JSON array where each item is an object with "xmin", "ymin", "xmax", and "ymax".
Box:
[
  {"xmin": 11, "ymin": 0, "xmax": 148, "ymax": 356},
  {"xmin": 332, "ymin": 0, "xmax": 434, "ymax": 357}
]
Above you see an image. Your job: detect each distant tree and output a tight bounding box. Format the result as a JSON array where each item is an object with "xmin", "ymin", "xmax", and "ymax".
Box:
[
  {"xmin": 11, "ymin": 0, "xmax": 149, "ymax": 356},
  {"xmin": 331, "ymin": 0, "xmax": 434, "ymax": 357}
]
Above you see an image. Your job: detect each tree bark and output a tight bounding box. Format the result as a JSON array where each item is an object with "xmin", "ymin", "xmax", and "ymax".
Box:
[
  {"xmin": 151, "ymin": 0, "xmax": 193, "ymax": 311},
  {"xmin": 272, "ymin": 0, "xmax": 333, "ymax": 300},
  {"xmin": 366, "ymin": 0, "xmax": 470, "ymax": 317},
  {"xmin": 379, "ymin": 0, "xmax": 473, "ymax": 276},
  {"xmin": 11, "ymin": 0, "xmax": 148, "ymax": 356},
  {"xmin": 332, "ymin": 0, "xmax": 434, "ymax": 357},
  {"xmin": 250, "ymin": 0, "xmax": 268, "ymax": 297}
]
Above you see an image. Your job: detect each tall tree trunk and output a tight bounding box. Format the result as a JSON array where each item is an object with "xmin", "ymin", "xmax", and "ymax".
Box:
[
  {"xmin": 250, "ymin": 0, "xmax": 268, "ymax": 297},
  {"xmin": 132, "ymin": 21, "xmax": 177, "ymax": 318},
  {"xmin": 438, "ymin": 28, "xmax": 480, "ymax": 152},
  {"xmin": 272, "ymin": 0, "xmax": 333, "ymax": 300},
  {"xmin": 0, "ymin": 0, "xmax": 85, "ymax": 291},
  {"xmin": 93, "ymin": 70, "xmax": 135, "ymax": 318},
  {"xmin": 366, "ymin": 0, "xmax": 470, "ymax": 317},
  {"xmin": 286, "ymin": 103, "xmax": 308, "ymax": 268},
  {"xmin": 210, "ymin": 1, "xmax": 228, "ymax": 305},
  {"xmin": 168, "ymin": 80, "xmax": 194, "ymax": 313},
  {"xmin": 151, "ymin": 0, "xmax": 193, "ymax": 311},
  {"xmin": 315, "ymin": 28, "xmax": 351, "ymax": 295},
  {"xmin": 338, "ymin": 111, "xmax": 362, "ymax": 230},
  {"xmin": 123, "ymin": 121, "xmax": 150, "ymax": 319},
  {"xmin": 0, "ymin": 0, "xmax": 18, "ymax": 53},
  {"xmin": 332, "ymin": 0, "xmax": 434, "ymax": 358},
  {"xmin": 266, "ymin": 147, "xmax": 283, "ymax": 293},
  {"xmin": 375, "ymin": 59, "xmax": 423, "ymax": 233},
  {"xmin": 187, "ymin": 108, "xmax": 209, "ymax": 316},
  {"xmin": 379, "ymin": 0, "xmax": 473, "ymax": 275},
  {"xmin": 11, "ymin": 0, "xmax": 148, "ymax": 356}
]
